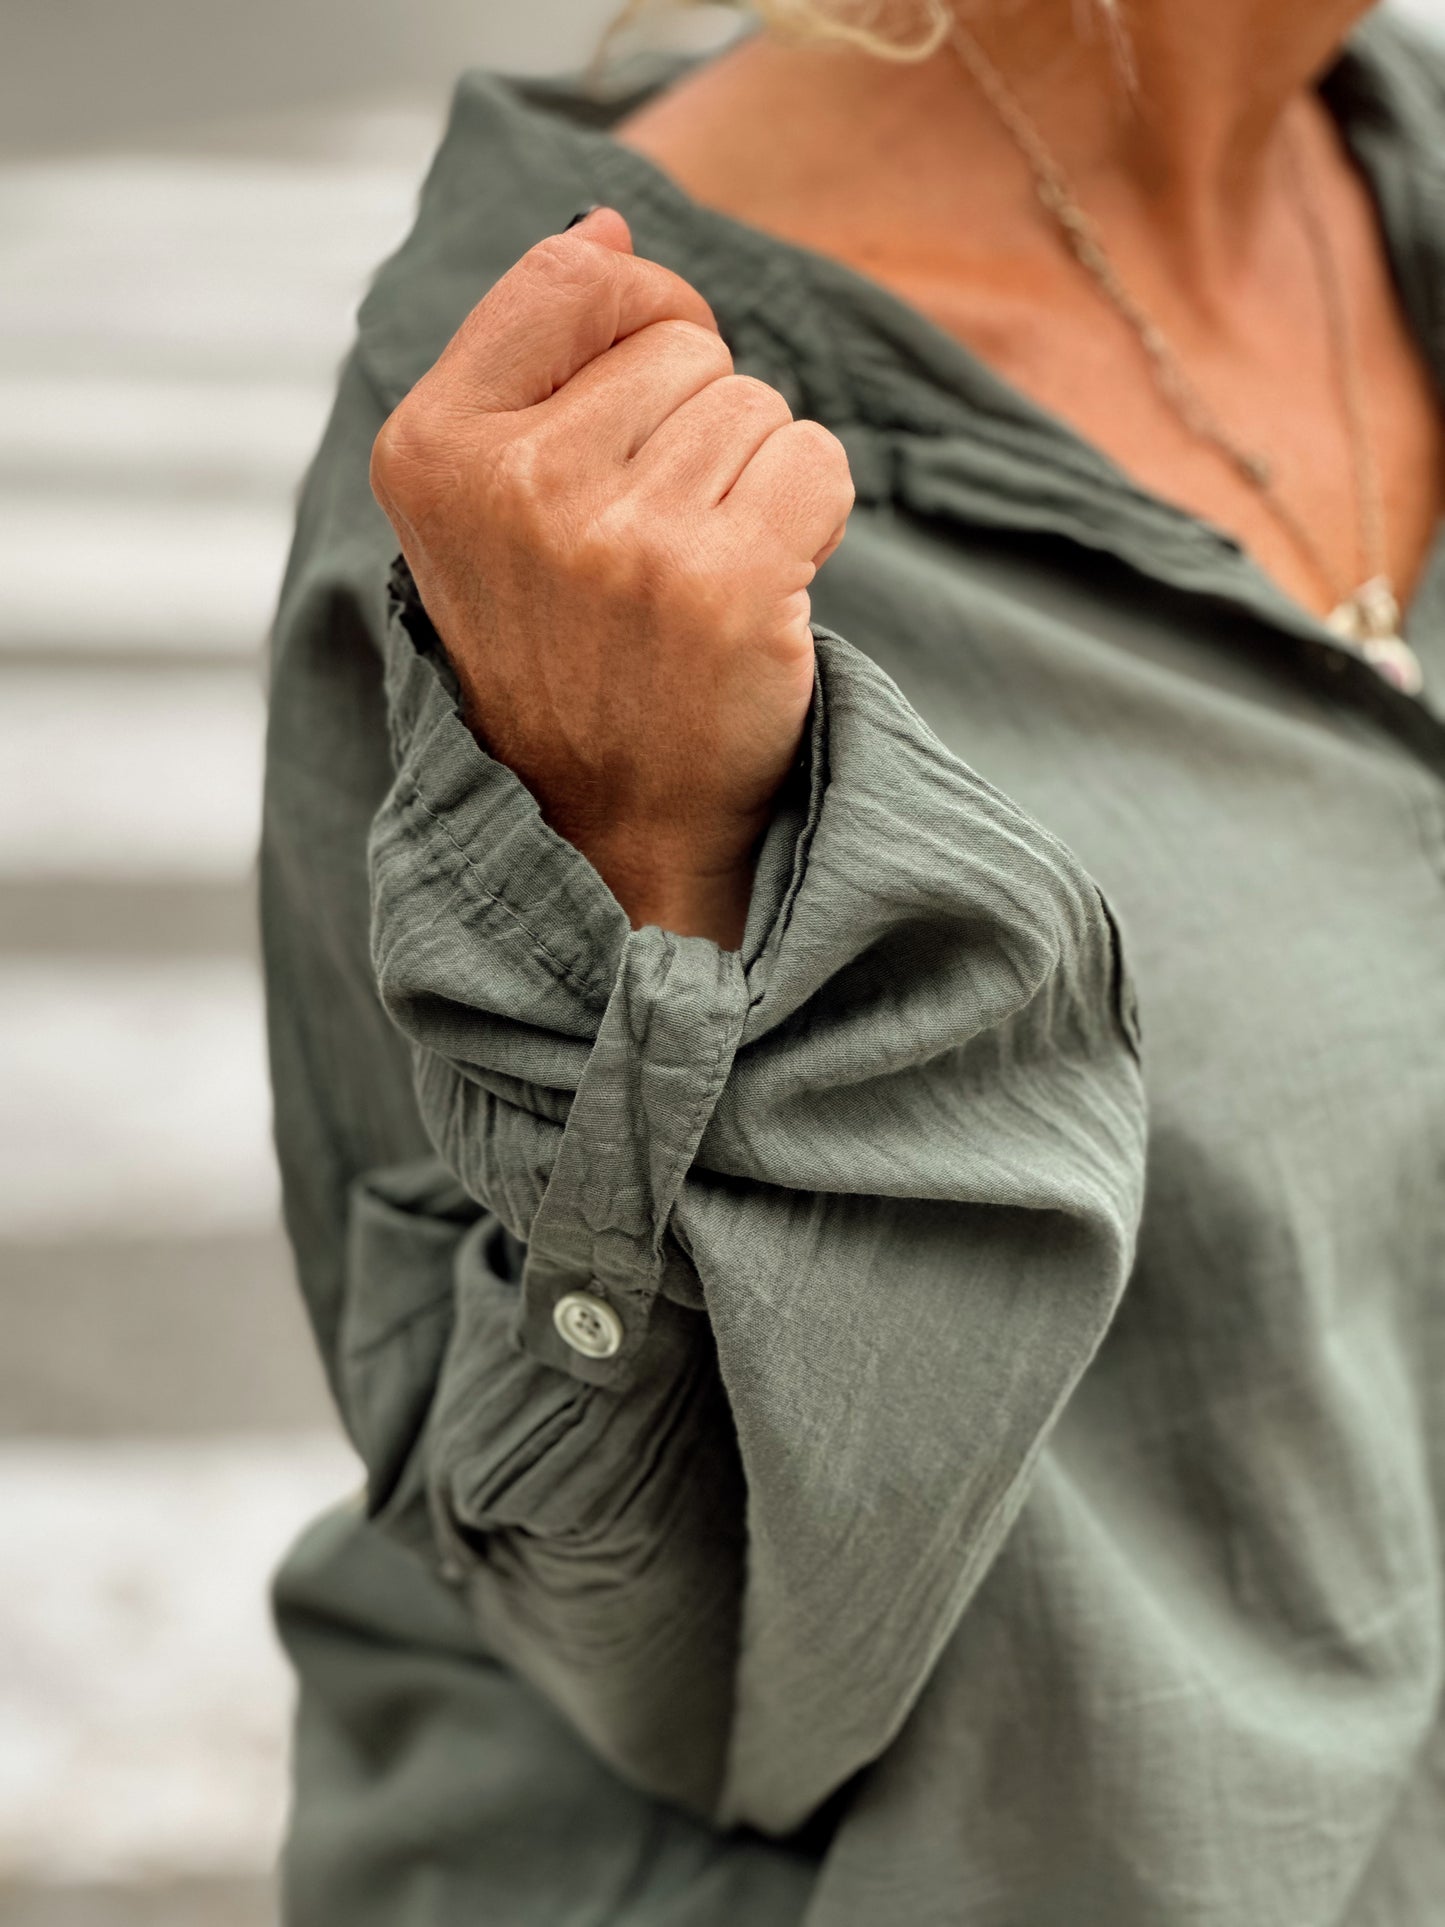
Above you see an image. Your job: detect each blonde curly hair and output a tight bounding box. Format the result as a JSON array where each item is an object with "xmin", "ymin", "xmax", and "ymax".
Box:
[
  {"xmin": 605, "ymin": 0, "xmax": 1128, "ymax": 65},
  {"xmin": 609, "ymin": 0, "xmax": 955, "ymax": 61}
]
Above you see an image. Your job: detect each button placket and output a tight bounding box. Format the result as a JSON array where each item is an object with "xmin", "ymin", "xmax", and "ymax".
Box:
[{"xmin": 516, "ymin": 926, "xmax": 752, "ymax": 1388}]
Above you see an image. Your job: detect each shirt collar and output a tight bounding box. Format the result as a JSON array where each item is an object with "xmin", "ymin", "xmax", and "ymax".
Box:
[{"xmin": 356, "ymin": 10, "xmax": 1445, "ymax": 674}]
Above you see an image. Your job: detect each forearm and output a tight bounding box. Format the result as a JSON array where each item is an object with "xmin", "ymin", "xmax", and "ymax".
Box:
[{"xmin": 365, "ymin": 577, "xmax": 1146, "ymax": 1835}]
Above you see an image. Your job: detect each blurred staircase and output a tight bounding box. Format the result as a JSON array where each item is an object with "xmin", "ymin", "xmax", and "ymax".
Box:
[{"xmin": 0, "ymin": 105, "xmax": 439, "ymax": 1927}]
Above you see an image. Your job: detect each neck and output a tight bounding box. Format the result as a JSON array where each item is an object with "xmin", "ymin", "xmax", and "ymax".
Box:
[
  {"xmin": 618, "ymin": 0, "xmax": 1381, "ymax": 307},
  {"xmin": 954, "ymin": 0, "xmax": 1375, "ymax": 269}
]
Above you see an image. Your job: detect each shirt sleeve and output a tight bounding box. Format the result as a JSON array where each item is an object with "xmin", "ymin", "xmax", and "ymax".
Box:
[{"xmin": 357, "ymin": 550, "xmax": 1149, "ymax": 1836}]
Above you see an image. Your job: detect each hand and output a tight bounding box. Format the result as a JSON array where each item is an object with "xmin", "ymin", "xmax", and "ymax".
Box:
[{"xmin": 368, "ymin": 206, "xmax": 854, "ymax": 948}]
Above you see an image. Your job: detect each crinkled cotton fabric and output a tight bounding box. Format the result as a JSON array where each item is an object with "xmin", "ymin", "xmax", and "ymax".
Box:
[{"xmin": 263, "ymin": 13, "xmax": 1445, "ymax": 1923}]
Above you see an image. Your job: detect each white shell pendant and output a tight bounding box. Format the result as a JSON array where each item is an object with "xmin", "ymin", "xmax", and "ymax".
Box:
[{"xmin": 1325, "ymin": 575, "xmax": 1425, "ymax": 695}]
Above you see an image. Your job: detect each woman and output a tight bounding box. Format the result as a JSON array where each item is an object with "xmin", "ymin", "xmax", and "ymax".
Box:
[{"xmin": 262, "ymin": 0, "xmax": 1445, "ymax": 1919}]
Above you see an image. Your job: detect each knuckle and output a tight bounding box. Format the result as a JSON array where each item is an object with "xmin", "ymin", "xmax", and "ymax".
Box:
[
  {"xmin": 484, "ymin": 426, "xmax": 553, "ymax": 511},
  {"xmin": 792, "ymin": 418, "xmax": 855, "ymax": 495},
  {"xmin": 646, "ymin": 317, "xmax": 732, "ymax": 372},
  {"xmin": 789, "ymin": 416, "xmax": 844, "ymax": 457},
  {"xmin": 521, "ymin": 230, "xmax": 657, "ymax": 309},
  {"xmin": 497, "ymin": 233, "xmax": 622, "ymax": 333},
  {"xmin": 575, "ymin": 500, "xmax": 665, "ymax": 597},
  {"xmin": 525, "ymin": 232, "xmax": 573, "ymax": 274},
  {"xmin": 370, "ymin": 395, "xmax": 438, "ymax": 500},
  {"xmin": 722, "ymin": 373, "xmax": 792, "ymax": 420},
  {"xmin": 369, "ymin": 413, "xmax": 405, "ymax": 494},
  {"xmin": 523, "ymin": 230, "xmax": 606, "ymax": 289}
]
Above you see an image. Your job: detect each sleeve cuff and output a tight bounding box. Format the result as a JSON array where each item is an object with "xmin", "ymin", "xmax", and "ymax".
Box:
[{"xmin": 371, "ymin": 556, "xmax": 832, "ymax": 1392}]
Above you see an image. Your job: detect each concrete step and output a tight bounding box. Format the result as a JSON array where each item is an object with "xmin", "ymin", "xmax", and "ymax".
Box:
[
  {"xmin": 0, "ymin": 376, "xmax": 330, "ymax": 497},
  {"xmin": 0, "ymin": 1880, "xmax": 273, "ymax": 1927},
  {"xmin": 0, "ymin": 666, "xmax": 263, "ymax": 878},
  {"xmin": 0, "ymin": 152, "xmax": 427, "ymax": 384},
  {"xmin": 2, "ymin": 0, "xmax": 611, "ymax": 153},
  {"xmin": 0, "ymin": 879, "xmax": 257, "ymax": 960},
  {"xmin": 0, "ymin": 499, "xmax": 292, "ymax": 658},
  {"xmin": 0, "ymin": 957, "xmax": 278, "ymax": 1242},
  {"xmin": 0, "ymin": 1230, "xmax": 333, "ymax": 1437},
  {"xmin": 0, "ymin": 1436, "xmax": 357, "ymax": 1886}
]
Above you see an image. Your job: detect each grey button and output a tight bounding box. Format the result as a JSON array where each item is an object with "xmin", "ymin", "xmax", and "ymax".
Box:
[{"xmin": 553, "ymin": 1290, "xmax": 624, "ymax": 1359}]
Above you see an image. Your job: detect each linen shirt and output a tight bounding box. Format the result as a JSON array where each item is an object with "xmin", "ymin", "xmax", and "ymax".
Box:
[{"xmin": 264, "ymin": 11, "xmax": 1445, "ymax": 1922}]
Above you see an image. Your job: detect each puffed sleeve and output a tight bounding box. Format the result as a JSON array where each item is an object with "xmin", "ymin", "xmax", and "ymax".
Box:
[{"xmin": 357, "ymin": 550, "xmax": 1148, "ymax": 1836}]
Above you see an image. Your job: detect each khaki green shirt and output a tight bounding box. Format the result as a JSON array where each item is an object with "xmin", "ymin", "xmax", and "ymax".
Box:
[{"xmin": 264, "ymin": 11, "xmax": 1445, "ymax": 1921}]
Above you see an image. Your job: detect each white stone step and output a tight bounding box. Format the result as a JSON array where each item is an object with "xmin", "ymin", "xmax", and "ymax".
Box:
[
  {"xmin": 0, "ymin": 375, "xmax": 331, "ymax": 492},
  {"xmin": 0, "ymin": 154, "xmax": 428, "ymax": 383},
  {"xmin": 0, "ymin": 496, "xmax": 293, "ymax": 656},
  {"xmin": 0, "ymin": 668, "xmax": 263, "ymax": 876},
  {"xmin": 0, "ymin": 1434, "xmax": 359, "ymax": 1884},
  {"xmin": 0, "ymin": 959, "xmax": 278, "ymax": 1242},
  {"xmin": 0, "ymin": 1230, "xmax": 330, "ymax": 1437}
]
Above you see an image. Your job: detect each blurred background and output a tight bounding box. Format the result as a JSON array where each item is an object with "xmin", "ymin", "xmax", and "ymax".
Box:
[{"xmin": 0, "ymin": 3, "xmax": 1441, "ymax": 1924}]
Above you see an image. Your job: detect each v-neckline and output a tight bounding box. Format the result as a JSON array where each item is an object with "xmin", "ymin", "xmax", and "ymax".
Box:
[{"xmin": 581, "ymin": 11, "xmax": 1445, "ymax": 693}]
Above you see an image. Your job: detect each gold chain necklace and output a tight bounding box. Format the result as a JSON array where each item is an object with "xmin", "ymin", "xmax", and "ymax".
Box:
[{"xmin": 949, "ymin": 20, "xmax": 1424, "ymax": 696}]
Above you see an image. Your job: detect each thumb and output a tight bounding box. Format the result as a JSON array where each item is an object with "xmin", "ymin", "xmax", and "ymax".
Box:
[
  {"xmin": 420, "ymin": 202, "xmax": 718, "ymax": 416},
  {"xmin": 564, "ymin": 204, "xmax": 635, "ymax": 254}
]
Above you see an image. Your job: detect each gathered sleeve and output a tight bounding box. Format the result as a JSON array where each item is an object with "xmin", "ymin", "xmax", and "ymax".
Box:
[{"xmin": 352, "ymin": 555, "xmax": 1148, "ymax": 1836}]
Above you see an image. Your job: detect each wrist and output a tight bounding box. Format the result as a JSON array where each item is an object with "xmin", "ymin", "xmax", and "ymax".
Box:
[{"xmin": 590, "ymin": 848, "xmax": 757, "ymax": 949}]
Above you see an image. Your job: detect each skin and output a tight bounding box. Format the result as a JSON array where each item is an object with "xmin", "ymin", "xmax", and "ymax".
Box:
[
  {"xmin": 370, "ymin": 217, "xmax": 852, "ymax": 948},
  {"xmin": 372, "ymin": 0, "xmax": 1445, "ymax": 948}
]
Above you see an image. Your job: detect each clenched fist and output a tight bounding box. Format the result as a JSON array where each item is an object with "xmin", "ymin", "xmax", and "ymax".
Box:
[{"xmin": 369, "ymin": 205, "xmax": 854, "ymax": 949}]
